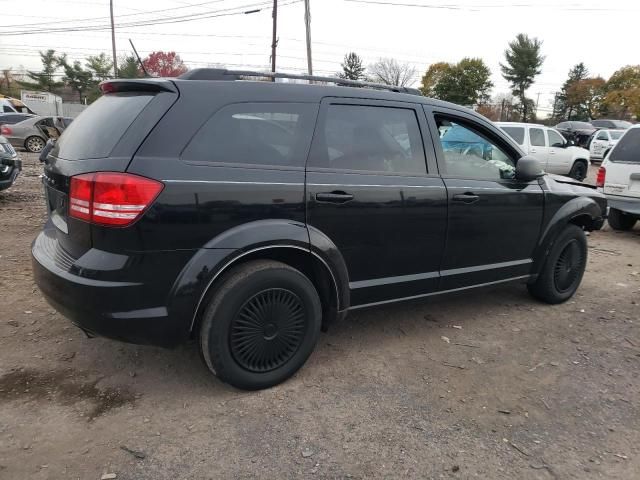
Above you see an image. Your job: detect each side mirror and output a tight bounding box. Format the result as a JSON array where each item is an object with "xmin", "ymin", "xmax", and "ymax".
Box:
[
  {"xmin": 516, "ymin": 155, "xmax": 544, "ymax": 182},
  {"xmin": 39, "ymin": 138, "xmax": 55, "ymax": 163}
]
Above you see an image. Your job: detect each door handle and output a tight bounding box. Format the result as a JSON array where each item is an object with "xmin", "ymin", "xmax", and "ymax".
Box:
[
  {"xmin": 530, "ymin": 149, "xmax": 537, "ymax": 153},
  {"xmin": 452, "ymin": 192, "xmax": 480, "ymax": 204},
  {"xmin": 315, "ymin": 191, "xmax": 354, "ymax": 204}
]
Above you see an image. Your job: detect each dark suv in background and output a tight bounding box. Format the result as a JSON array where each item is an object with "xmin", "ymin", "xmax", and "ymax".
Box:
[{"xmin": 32, "ymin": 70, "xmax": 606, "ymax": 390}]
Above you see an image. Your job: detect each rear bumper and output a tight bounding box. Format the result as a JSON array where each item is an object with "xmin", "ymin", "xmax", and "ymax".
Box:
[
  {"xmin": 606, "ymin": 195, "xmax": 640, "ymax": 216},
  {"xmin": 31, "ymin": 229, "xmax": 195, "ymax": 347}
]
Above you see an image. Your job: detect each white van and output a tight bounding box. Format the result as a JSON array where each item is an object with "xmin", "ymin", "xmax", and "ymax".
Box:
[
  {"xmin": 496, "ymin": 122, "xmax": 590, "ymax": 181},
  {"xmin": 597, "ymin": 125, "xmax": 640, "ymax": 230}
]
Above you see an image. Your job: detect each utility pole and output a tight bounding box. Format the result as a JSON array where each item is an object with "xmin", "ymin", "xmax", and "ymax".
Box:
[
  {"xmin": 271, "ymin": 0, "xmax": 277, "ymax": 79},
  {"xmin": 535, "ymin": 91, "xmax": 541, "ymax": 118},
  {"xmin": 110, "ymin": 0, "xmax": 118, "ymax": 77},
  {"xmin": 304, "ymin": 0, "xmax": 313, "ymax": 75}
]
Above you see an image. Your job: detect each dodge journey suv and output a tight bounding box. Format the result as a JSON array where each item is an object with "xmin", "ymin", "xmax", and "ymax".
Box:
[{"xmin": 33, "ymin": 69, "xmax": 606, "ymax": 390}]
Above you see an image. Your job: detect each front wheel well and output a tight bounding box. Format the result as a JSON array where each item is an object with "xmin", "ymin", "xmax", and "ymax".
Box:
[
  {"xmin": 191, "ymin": 247, "xmax": 340, "ymax": 337},
  {"xmin": 569, "ymin": 213, "xmax": 596, "ymax": 231}
]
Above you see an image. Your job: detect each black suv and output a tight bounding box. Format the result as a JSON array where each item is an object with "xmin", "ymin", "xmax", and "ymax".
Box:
[{"xmin": 32, "ymin": 70, "xmax": 606, "ymax": 390}]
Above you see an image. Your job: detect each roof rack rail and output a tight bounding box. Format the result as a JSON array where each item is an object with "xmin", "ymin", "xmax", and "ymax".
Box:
[{"xmin": 178, "ymin": 68, "xmax": 422, "ymax": 96}]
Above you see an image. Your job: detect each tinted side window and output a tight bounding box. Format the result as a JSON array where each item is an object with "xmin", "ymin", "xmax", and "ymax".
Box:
[
  {"xmin": 529, "ymin": 128, "xmax": 546, "ymax": 147},
  {"xmin": 547, "ymin": 130, "xmax": 565, "ymax": 147},
  {"xmin": 596, "ymin": 131, "xmax": 608, "ymax": 140},
  {"xmin": 501, "ymin": 126, "xmax": 525, "ymax": 145},
  {"xmin": 610, "ymin": 129, "xmax": 640, "ymax": 163},
  {"xmin": 182, "ymin": 103, "xmax": 315, "ymax": 168},
  {"xmin": 434, "ymin": 115, "xmax": 516, "ymax": 180},
  {"xmin": 309, "ymin": 104, "xmax": 426, "ymax": 174}
]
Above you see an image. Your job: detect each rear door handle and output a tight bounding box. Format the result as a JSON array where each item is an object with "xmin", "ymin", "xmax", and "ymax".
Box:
[
  {"xmin": 452, "ymin": 192, "xmax": 480, "ymax": 204},
  {"xmin": 315, "ymin": 191, "xmax": 354, "ymax": 203}
]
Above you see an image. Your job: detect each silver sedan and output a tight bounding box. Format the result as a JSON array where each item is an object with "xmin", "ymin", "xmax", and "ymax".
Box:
[{"xmin": 1, "ymin": 116, "xmax": 73, "ymax": 153}]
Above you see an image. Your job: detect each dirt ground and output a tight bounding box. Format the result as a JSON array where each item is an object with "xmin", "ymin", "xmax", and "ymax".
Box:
[{"xmin": 1, "ymin": 153, "xmax": 639, "ymax": 480}]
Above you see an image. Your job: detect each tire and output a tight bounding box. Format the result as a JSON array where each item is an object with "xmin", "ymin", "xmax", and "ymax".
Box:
[
  {"xmin": 568, "ymin": 160, "xmax": 588, "ymax": 181},
  {"xmin": 199, "ymin": 260, "xmax": 322, "ymax": 390},
  {"xmin": 25, "ymin": 136, "xmax": 46, "ymax": 153},
  {"xmin": 608, "ymin": 208, "xmax": 637, "ymax": 231},
  {"xmin": 527, "ymin": 224, "xmax": 587, "ymax": 304}
]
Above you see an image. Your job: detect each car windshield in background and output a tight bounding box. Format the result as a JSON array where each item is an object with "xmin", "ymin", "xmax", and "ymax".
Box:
[
  {"xmin": 572, "ymin": 122, "xmax": 593, "ymax": 130},
  {"xmin": 612, "ymin": 120, "xmax": 632, "ymax": 129},
  {"xmin": 609, "ymin": 128, "xmax": 640, "ymax": 163},
  {"xmin": 610, "ymin": 130, "xmax": 624, "ymax": 140},
  {"xmin": 501, "ymin": 126, "xmax": 525, "ymax": 145},
  {"xmin": 52, "ymin": 92, "xmax": 154, "ymax": 160}
]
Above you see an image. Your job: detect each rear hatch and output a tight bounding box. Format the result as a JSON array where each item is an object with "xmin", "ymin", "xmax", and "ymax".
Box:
[
  {"xmin": 604, "ymin": 128, "xmax": 640, "ymax": 199},
  {"xmin": 41, "ymin": 80, "xmax": 178, "ymax": 258}
]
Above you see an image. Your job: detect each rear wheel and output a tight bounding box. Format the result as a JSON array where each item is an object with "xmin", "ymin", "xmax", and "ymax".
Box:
[
  {"xmin": 25, "ymin": 136, "xmax": 45, "ymax": 153},
  {"xmin": 569, "ymin": 160, "xmax": 588, "ymax": 181},
  {"xmin": 608, "ymin": 208, "xmax": 637, "ymax": 231},
  {"xmin": 527, "ymin": 224, "xmax": 587, "ymax": 304},
  {"xmin": 199, "ymin": 260, "xmax": 322, "ymax": 390}
]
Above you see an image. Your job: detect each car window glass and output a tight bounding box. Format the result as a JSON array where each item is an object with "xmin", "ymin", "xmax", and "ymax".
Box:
[
  {"xmin": 309, "ymin": 104, "xmax": 426, "ymax": 174},
  {"xmin": 610, "ymin": 129, "xmax": 640, "ymax": 163},
  {"xmin": 596, "ymin": 131, "xmax": 608, "ymax": 140},
  {"xmin": 182, "ymin": 103, "xmax": 315, "ymax": 167},
  {"xmin": 610, "ymin": 130, "xmax": 623, "ymax": 140},
  {"xmin": 500, "ymin": 126, "xmax": 525, "ymax": 145},
  {"xmin": 548, "ymin": 130, "xmax": 565, "ymax": 147},
  {"xmin": 557, "ymin": 122, "xmax": 568, "ymax": 129},
  {"xmin": 529, "ymin": 128, "xmax": 546, "ymax": 147},
  {"xmin": 434, "ymin": 115, "xmax": 516, "ymax": 180}
]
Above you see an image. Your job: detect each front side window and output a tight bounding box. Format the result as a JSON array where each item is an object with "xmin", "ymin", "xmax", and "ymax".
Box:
[
  {"xmin": 610, "ymin": 129, "xmax": 640, "ymax": 163},
  {"xmin": 182, "ymin": 103, "xmax": 315, "ymax": 167},
  {"xmin": 434, "ymin": 115, "xmax": 516, "ymax": 180},
  {"xmin": 547, "ymin": 130, "xmax": 565, "ymax": 148},
  {"xmin": 529, "ymin": 128, "xmax": 546, "ymax": 147},
  {"xmin": 596, "ymin": 131, "xmax": 609, "ymax": 141},
  {"xmin": 610, "ymin": 130, "xmax": 624, "ymax": 140},
  {"xmin": 501, "ymin": 126, "xmax": 525, "ymax": 145},
  {"xmin": 309, "ymin": 104, "xmax": 426, "ymax": 174}
]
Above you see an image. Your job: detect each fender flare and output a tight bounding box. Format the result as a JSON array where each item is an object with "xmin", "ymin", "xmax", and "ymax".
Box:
[
  {"xmin": 166, "ymin": 220, "xmax": 350, "ymax": 335},
  {"xmin": 532, "ymin": 196, "xmax": 601, "ymax": 273}
]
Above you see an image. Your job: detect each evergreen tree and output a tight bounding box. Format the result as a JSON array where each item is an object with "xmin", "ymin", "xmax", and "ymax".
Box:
[
  {"xmin": 500, "ymin": 34, "xmax": 544, "ymax": 122},
  {"xmin": 339, "ymin": 52, "xmax": 366, "ymax": 80},
  {"xmin": 17, "ymin": 49, "xmax": 63, "ymax": 92}
]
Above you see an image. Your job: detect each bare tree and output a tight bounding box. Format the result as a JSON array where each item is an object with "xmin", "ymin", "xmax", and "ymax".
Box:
[{"xmin": 368, "ymin": 58, "xmax": 416, "ymax": 87}]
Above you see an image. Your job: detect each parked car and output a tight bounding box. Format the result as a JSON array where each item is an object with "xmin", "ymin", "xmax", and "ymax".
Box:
[
  {"xmin": 596, "ymin": 125, "xmax": 640, "ymax": 230},
  {"xmin": 555, "ymin": 121, "xmax": 597, "ymax": 148},
  {"xmin": 590, "ymin": 119, "xmax": 632, "ymax": 130},
  {"xmin": 0, "ymin": 96, "xmax": 35, "ymax": 114},
  {"xmin": 589, "ymin": 128, "xmax": 624, "ymax": 164},
  {"xmin": 1, "ymin": 116, "xmax": 73, "ymax": 153},
  {"xmin": 32, "ymin": 70, "xmax": 607, "ymax": 390},
  {"xmin": 0, "ymin": 113, "xmax": 35, "ymax": 126},
  {"xmin": 496, "ymin": 122, "xmax": 590, "ymax": 181},
  {"xmin": 0, "ymin": 135, "xmax": 21, "ymax": 192}
]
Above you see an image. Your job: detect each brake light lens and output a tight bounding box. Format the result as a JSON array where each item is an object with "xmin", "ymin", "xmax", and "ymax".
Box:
[
  {"xmin": 69, "ymin": 172, "xmax": 163, "ymax": 226},
  {"xmin": 596, "ymin": 167, "xmax": 606, "ymax": 188},
  {"xmin": 0, "ymin": 125, "xmax": 11, "ymax": 136}
]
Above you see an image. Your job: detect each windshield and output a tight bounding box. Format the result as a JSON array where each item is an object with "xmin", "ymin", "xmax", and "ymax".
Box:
[
  {"xmin": 612, "ymin": 120, "xmax": 632, "ymax": 129},
  {"xmin": 610, "ymin": 131, "xmax": 624, "ymax": 140},
  {"xmin": 572, "ymin": 122, "xmax": 593, "ymax": 130}
]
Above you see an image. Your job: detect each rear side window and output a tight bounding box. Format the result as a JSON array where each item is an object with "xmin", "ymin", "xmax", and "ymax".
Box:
[
  {"xmin": 54, "ymin": 92, "xmax": 154, "ymax": 160},
  {"xmin": 610, "ymin": 129, "xmax": 640, "ymax": 163},
  {"xmin": 182, "ymin": 103, "xmax": 316, "ymax": 168},
  {"xmin": 529, "ymin": 128, "xmax": 546, "ymax": 147},
  {"xmin": 309, "ymin": 104, "xmax": 426, "ymax": 174},
  {"xmin": 501, "ymin": 126, "xmax": 525, "ymax": 145},
  {"xmin": 547, "ymin": 130, "xmax": 565, "ymax": 147}
]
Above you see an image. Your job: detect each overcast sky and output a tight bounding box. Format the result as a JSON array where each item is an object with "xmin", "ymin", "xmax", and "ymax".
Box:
[{"xmin": 2, "ymin": 0, "xmax": 639, "ymax": 115}]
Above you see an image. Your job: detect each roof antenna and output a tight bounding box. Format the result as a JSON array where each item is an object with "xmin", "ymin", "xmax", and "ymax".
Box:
[{"xmin": 129, "ymin": 39, "xmax": 151, "ymax": 77}]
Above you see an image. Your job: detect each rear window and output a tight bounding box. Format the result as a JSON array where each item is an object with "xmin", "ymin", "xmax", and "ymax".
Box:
[
  {"xmin": 181, "ymin": 103, "xmax": 316, "ymax": 168},
  {"xmin": 53, "ymin": 92, "xmax": 154, "ymax": 160},
  {"xmin": 500, "ymin": 126, "xmax": 525, "ymax": 145},
  {"xmin": 610, "ymin": 130, "xmax": 624, "ymax": 140},
  {"xmin": 609, "ymin": 129, "xmax": 640, "ymax": 163}
]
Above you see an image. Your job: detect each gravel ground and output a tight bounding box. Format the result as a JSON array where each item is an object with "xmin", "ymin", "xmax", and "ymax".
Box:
[{"xmin": 0, "ymin": 153, "xmax": 639, "ymax": 479}]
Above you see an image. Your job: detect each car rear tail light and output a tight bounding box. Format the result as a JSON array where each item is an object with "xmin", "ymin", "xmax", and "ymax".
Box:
[
  {"xmin": 596, "ymin": 167, "xmax": 606, "ymax": 188},
  {"xmin": 0, "ymin": 125, "xmax": 11, "ymax": 136},
  {"xmin": 69, "ymin": 172, "xmax": 164, "ymax": 226}
]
